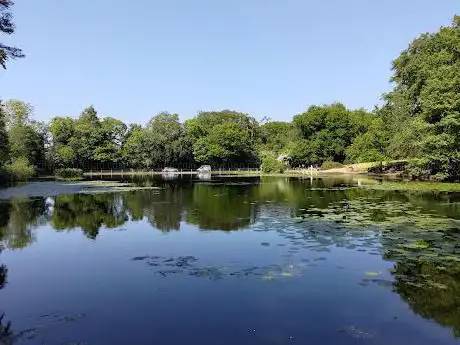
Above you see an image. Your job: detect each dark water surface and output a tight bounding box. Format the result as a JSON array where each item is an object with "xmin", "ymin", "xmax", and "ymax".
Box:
[{"xmin": 1, "ymin": 175, "xmax": 460, "ymax": 344}]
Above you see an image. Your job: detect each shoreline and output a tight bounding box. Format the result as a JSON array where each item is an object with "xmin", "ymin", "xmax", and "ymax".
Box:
[
  {"xmin": 82, "ymin": 170, "xmax": 364, "ymax": 178},
  {"xmin": 82, "ymin": 168, "xmax": 386, "ymax": 178}
]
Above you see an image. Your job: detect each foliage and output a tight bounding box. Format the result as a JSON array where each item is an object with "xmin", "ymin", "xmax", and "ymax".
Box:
[
  {"xmin": 49, "ymin": 107, "xmax": 129, "ymax": 168},
  {"xmin": 286, "ymin": 139, "xmax": 317, "ymax": 167},
  {"xmin": 53, "ymin": 145, "xmax": 75, "ymax": 167},
  {"xmin": 321, "ymin": 161, "xmax": 344, "ymax": 170},
  {"xmin": 2, "ymin": 100, "xmax": 47, "ymax": 169},
  {"xmin": 185, "ymin": 110, "xmax": 258, "ymax": 141},
  {"xmin": 93, "ymin": 117, "xmax": 127, "ymax": 163},
  {"xmin": 193, "ymin": 122, "xmax": 257, "ymax": 165},
  {"xmin": 290, "ymin": 103, "xmax": 375, "ymax": 165},
  {"xmin": 345, "ymin": 117, "xmax": 387, "ymax": 163},
  {"xmin": 384, "ymin": 117, "xmax": 426, "ymax": 160},
  {"xmin": 146, "ymin": 112, "xmax": 192, "ymax": 166},
  {"xmin": 55, "ymin": 168, "xmax": 83, "ymax": 180},
  {"xmin": 259, "ymin": 121, "xmax": 295, "ymax": 154},
  {"xmin": 8, "ymin": 123, "xmax": 46, "ymax": 167},
  {"xmin": 185, "ymin": 110, "xmax": 259, "ymax": 166},
  {"xmin": 4, "ymin": 157, "xmax": 35, "ymax": 181},
  {"xmin": 261, "ymin": 155, "xmax": 285, "ymax": 173},
  {"xmin": 381, "ymin": 16, "xmax": 460, "ymax": 180},
  {"xmin": 2, "ymin": 99, "xmax": 35, "ymax": 130},
  {"xmin": 49, "ymin": 116, "xmax": 76, "ymax": 167},
  {"xmin": 0, "ymin": 101, "xmax": 8, "ymax": 165},
  {"xmin": 121, "ymin": 125, "xmax": 153, "ymax": 168},
  {"xmin": 122, "ymin": 113, "xmax": 192, "ymax": 168},
  {"xmin": 71, "ymin": 106, "xmax": 103, "ymax": 165},
  {"xmin": 0, "ymin": 0, "xmax": 24, "ymax": 69}
]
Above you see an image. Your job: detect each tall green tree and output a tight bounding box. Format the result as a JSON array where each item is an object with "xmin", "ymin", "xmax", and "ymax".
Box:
[
  {"xmin": 384, "ymin": 15, "xmax": 460, "ymax": 180},
  {"xmin": 0, "ymin": 0, "xmax": 24, "ymax": 69},
  {"xmin": 185, "ymin": 110, "xmax": 258, "ymax": 141},
  {"xmin": 345, "ymin": 117, "xmax": 387, "ymax": 163},
  {"xmin": 3, "ymin": 99, "xmax": 46, "ymax": 167},
  {"xmin": 93, "ymin": 117, "xmax": 127, "ymax": 164},
  {"xmin": 259, "ymin": 121, "xmax": 296, "ymax": 154},
  {"xmin": 49, "ymin": 116, "xmax": 76, "ymax": 167},
  {"xmin": 0, "ymin": 101, "xmax": 8, "ymax": 165},
  {"xmin": 186, "ymin": 110, "xmax": 259, "ymax": 165},
  {"xmin": 70, "ymin": 106, "xmax": 102, "ymax": 167},
  {"xmin": 147, "ymin": 112, "xmax": 192, "ymax": 166},
  {"xmin": 193, "ymin": 122, "xmax": 256, "ymax": 165},
  {"xmin": 121, "ymin": 124, "xmax": 151, "ymax": 168},
  {"xmin": 290, "ymin": 103, "xmax": 374, "ymax": 165}
]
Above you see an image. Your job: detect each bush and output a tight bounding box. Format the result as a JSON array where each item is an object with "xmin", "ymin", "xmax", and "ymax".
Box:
[
  {"xmin": 5, "ymin": 157, "xmax": 35, "ymax": 181},
  {"xmin": 406, "ymin": 158, "xmax": 459, "ymax": 181},
  {"xmin": 55, "ymin": 168, "xmax": 84, "ymax": 180},
  {"xmin": 321, "ymin": 161, "xmax": 344, "ymax": 170},
  {"xmin": 368, "ymin": 161, "xmax": 408, "ymax": 174},
  {"xmin": 261, "ymin": 156, "xmax": 286, "ymax": 173}
]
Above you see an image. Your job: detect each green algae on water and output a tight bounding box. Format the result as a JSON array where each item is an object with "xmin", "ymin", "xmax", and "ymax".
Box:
[
  {"xmin": 364, "ymin": 181, "xmax": 460, "ymax": 192},
  {"xmin": 403, "ymin": 240, "xmax": 431, "ymax": 249}
]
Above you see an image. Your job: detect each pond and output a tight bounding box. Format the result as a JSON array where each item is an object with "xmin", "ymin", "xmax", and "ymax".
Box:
[{"xmin": 0, "ymin": 175, "xmax": 460, "ymax": 344}]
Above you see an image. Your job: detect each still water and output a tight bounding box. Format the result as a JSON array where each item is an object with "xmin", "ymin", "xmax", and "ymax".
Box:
[{"xmin": 0, "ymin": 175, "xmax": 460, "ymax": 344}]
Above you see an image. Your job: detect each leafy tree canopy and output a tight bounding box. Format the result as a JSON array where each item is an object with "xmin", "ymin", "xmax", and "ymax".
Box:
[{"xmin": 0, "ymin": 0, "xmax": 24, "ymax": 69}]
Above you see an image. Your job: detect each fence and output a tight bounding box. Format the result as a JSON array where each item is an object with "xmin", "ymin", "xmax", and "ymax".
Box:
[
  {"xmin": 36, "ymin": 161, "xmax": 263, "ymax": 173},
  {"xmin": 85, "ymin": 167, "xmax": 261, "ymax": 176}
]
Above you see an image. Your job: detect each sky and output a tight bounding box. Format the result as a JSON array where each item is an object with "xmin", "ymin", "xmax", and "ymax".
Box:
[{"xmin": 0, "ymin": 0, "xmax": 458, "ymax": 124}]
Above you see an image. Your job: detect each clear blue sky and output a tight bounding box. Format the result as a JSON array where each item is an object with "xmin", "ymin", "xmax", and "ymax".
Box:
[{"xmin": 1, "ymin": 0, "xmax": 458, "ymax": 124}]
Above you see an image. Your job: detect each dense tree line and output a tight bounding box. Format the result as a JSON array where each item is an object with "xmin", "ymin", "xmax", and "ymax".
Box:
[
  {"xmin": 1, "ymin": 103, "xmax": 375, "ymax": 173},
  {"xmin": 1, "ymin": 10, "xmax": 459, "ymax": 180}
]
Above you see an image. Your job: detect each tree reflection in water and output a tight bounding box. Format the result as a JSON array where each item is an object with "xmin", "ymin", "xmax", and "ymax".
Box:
[
  {"xmin": 0, "ymin": 249, "xmax": 13, "ymax": 344},
  {"xmin": 391, "ymin": 259, "xmax": 460, "ymax": 337},
  {"xmin": 0, "ymin": 176, "xmax": 459, "ymax": 337}
]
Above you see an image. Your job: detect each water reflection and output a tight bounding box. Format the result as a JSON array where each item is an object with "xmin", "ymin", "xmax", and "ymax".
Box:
[
  {"xmin": 0, "ymin": 176, "xmax": 460, "ymax": 340},
  {"xmin": 389, "ymin": 257, "xmax": 460, "ymax": 337},
  {"xmin": 197, "ymin": 172, "xmax": 212, "ymax": 181},
  {"xmin": 161, "ymin": 172, "xmax": 179, "ymax": 181},
  {"xmin": 0, "ymin": 176, "xmax": 459, "ymax": 242},
  {"xmin": 0, "ymin": 198, "xmax": 47, "ymax": 249},
  {"xmin": 0, "ymin": 251, "xmax": 13, "ymax": 344},
  {"xmin": 0, "ymin": 313, "xmax": 13, "ymax": 345}
]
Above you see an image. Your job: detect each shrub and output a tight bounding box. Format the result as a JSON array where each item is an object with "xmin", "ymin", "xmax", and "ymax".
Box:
[
  {"xmin": 55, "ymin": 168, "xmax": 84, "ymax": 180},
  {"xmin": 261, "ymin": 155, "xmax": 286, "ymax": 173},
  {"xmin": 321, "ymin": 161, "xmax": 344, "ymax": 170},
  {"xmin": 5, "ymin": 157, "xmax": 35, "ymax": 181},
  {"xmin": 368, "ymin": 161, "xmax": 408, "ymax": 174},
  {"xmin": 405, "ymin": 158, "xmax": 458, "ymax": 181}
]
